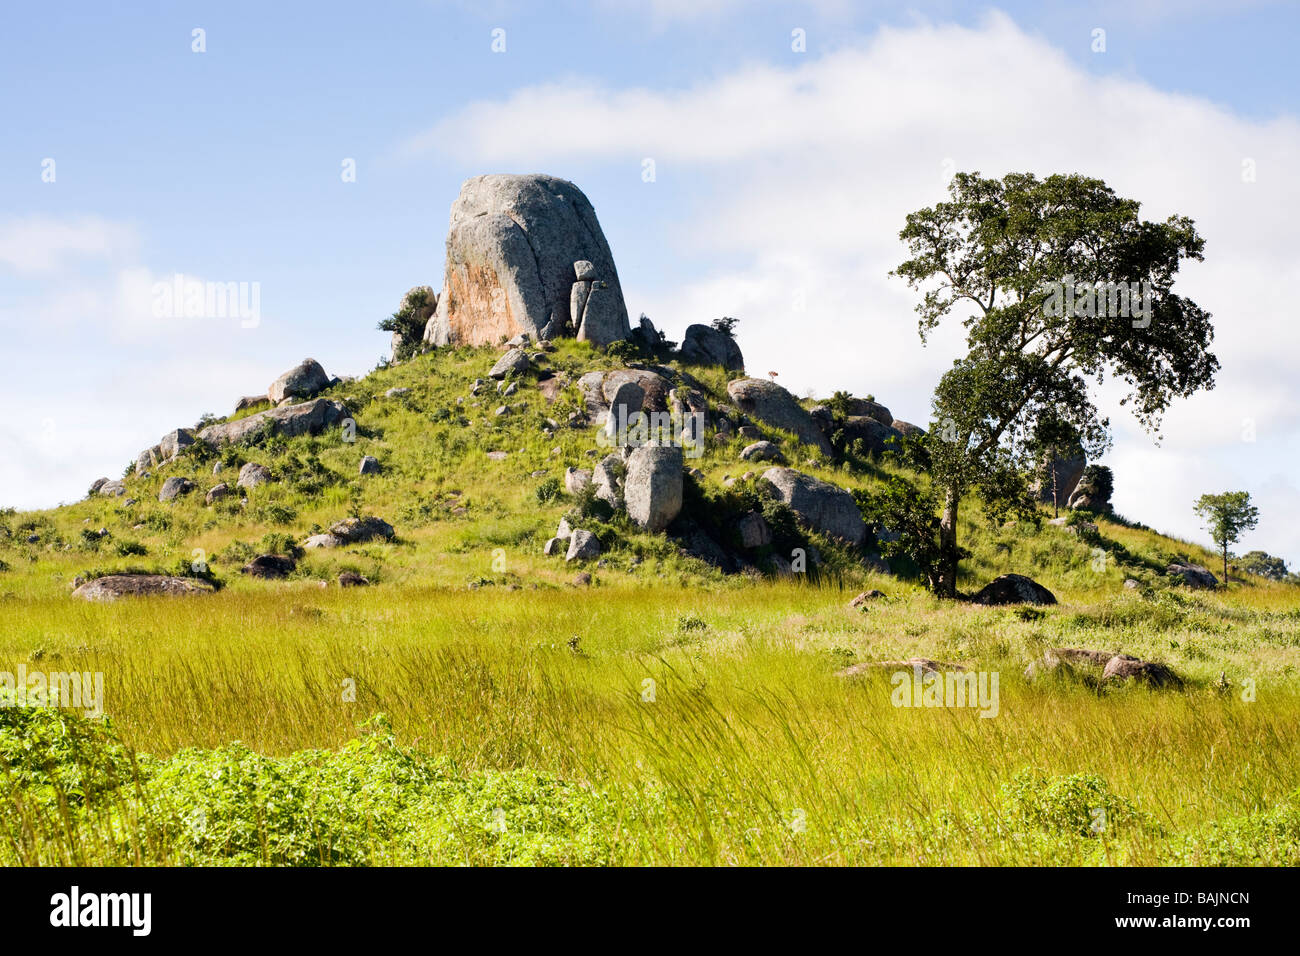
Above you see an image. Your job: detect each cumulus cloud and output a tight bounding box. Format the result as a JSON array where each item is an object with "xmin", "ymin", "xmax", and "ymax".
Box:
[
  {"xmin": 411, "ymin": 10, "xmax": 1300, "ymax": 560},
  {"xmin": 0, "ymin": 215, "xmax": 138, "ymax": 275}
]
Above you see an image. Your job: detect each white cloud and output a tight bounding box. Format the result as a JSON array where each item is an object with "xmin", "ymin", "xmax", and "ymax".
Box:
[
  {"xmin": 413, "ymin": 10, "xmax": 1300, "ymax": 561},
  {"xmin": 0, "ymin": 215, "xmax": 138, "ymax": 275}
]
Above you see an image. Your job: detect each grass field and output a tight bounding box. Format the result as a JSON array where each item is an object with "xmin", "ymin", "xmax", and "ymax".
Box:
[{"xmin": 2, "ymin": 343, "xmax": 1298, "ymax": 865}]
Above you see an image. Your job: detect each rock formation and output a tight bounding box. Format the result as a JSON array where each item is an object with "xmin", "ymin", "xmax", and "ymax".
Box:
[{"xmin": 423, "ymin": 174, "xmax": 631, "ymax": 348}]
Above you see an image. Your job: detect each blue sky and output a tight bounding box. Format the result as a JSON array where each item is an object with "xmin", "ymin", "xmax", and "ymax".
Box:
[{"xmin": 2, "ymin": 0, "xmax": 1298, "ymax": 565}]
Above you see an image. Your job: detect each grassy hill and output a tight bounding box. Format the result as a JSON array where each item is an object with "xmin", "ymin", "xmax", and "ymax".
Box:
[{"xmin": 2, "ymin": 340, "xmax": 1298, "ymax": 865}]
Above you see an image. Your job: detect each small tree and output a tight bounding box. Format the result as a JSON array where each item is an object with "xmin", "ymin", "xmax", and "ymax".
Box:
[
  {"xmin": 894, "ymin": 171, "xmax": 1218, "ymax": 597},
  {"xmin": 1193, "ymin": 491, "xmax": 1259, "ymax": 583},
  {"xmin": 711, "ymin": 316, "xmax": 739, "ymax": 338},
  {"xmin": 378, "ymin": 288, "xmax": 433, "ymax": 362}
]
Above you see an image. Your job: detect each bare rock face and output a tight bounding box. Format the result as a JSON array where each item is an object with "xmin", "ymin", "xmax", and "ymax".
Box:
[
  {"xmin": 424, "ymin": 175, "xmax": 630, "ymax": 348},
  {"xmin": 727, "ymin": 379, "xmax": 833, "ymax": 455},
  {"xmin": 1168, "ymin": 561, "xmax": 1218, "ymax": 589},
  {"xmin": 72, "ymin": 574, "xmax": 213, "ymax": 601},
  {"xmin": 1033, "ymin": 452, "xmax": 1087, "ymax": 507}
]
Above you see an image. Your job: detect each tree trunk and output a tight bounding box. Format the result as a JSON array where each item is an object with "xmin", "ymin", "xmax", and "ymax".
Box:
[
  {"xmin": 937, "ymin": 488, "xmax": 960, "ymax": 599},
  {"xmin": 1223, "ymin": 545, "xmax": 1229, "ymax": 585}
]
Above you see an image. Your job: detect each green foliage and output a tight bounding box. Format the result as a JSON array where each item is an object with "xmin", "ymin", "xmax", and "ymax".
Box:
[
  {"xmin": 378, "ymin": 289, "xmax": 431, "ymax": 363},
  {"xmin": 1240, "ymin": 551, "xmax": 1289, "ymax": 581},
  {"xmin": 711, "ymin": 316, "xmax": 738, "ymax": 337},
  {"xmin": 855, "ymin": 477, "xmax": 960, "ymax": 592},
  {"xmin": 893, "ymin": 171, "xmax": 1219, "ymax": 595},
  {"xmin": 1001, "ymin": 769, "xmax": 1148, "ymax": 839},
  {"xmin": 534, "ymin": 476, "xmax": 562, "ymax": 505},
  {"xmin": 1194, "ymin": 491, "xmax": 1259, "ymax": 581}
]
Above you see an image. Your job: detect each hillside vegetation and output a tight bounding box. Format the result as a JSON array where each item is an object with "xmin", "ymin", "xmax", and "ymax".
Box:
[{"xmin": 1, "ymin": 341, "xmax": 1298, "ymax": 865}]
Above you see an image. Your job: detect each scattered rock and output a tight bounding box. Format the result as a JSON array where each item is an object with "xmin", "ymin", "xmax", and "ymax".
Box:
[
  {"xmin": 338, "ymin": 571, "xmax": 370, "ymax": 587},
  {"xmin": 72, "ymin": 574, "xmax": 213, "ymax": 601},
  {"xmin": 236, "ymin": 462, "xmax": 273, "ymax": 490},
  {"xmin": 242, "ymin": 554, "xmax": 296, "ymax": 579},
  {"xmin": 1101, "ymin": 654, "xmax": 1184, "ymax": 689},
  {"xmin": 159, "ymin": 476, "xmax": 195, "ymax": 502},
  {"xmin": 735, "ymin": 510, "xmax": 772, "ymax": 549},
  {"xmin": 761, "ymin": 467, "xmax": 865, "ymax": 545},
  {"xmin": 680, "ymin": 324, "xmax": 744, "ymax": 371},
  {"xmin": 268, "ymin": 358, "xmax": 332, "ymax": 404},
  {"xmin": 623, "ymin": 444, "xmax": 683, "ymax": 532},
  {"xmin": 303, "ymin": 534, "xmax": 343, "ymax": 549},
  {"xmin": 1168, "ymin": 561, "xmax": 1218, "ymax": 589},
  {"xmin": 971, "ymin": 573, "xmax": 1057, "ymax": 606},
  {"xmin": 197, "ymin": 398, "xmax": 350, "ymax": 447},
  {"xmin": 727, "ymin": 379, "xmax": 832, "ymax": 455},
  {"xmin": 849, "ymin": 590, "xmax": 885, "ymax": 608},
  {"xmin": 205, "ymin": 483, "xmax": 230, "ymax": 505},
  {"xmin": 740, "ymin": 440, "xmax": 783, "ymax": 462},
  {"xmin": 1033, "ymin": 452, "xmax": 1087, "ymax": 508},
  {"xmin": 359, "ymin": 456, "xmax": 382, "ymax": 475},
  {"xmin": 566, "ymin": 529, "xmax": 601, "ymax": 562},
  {"xmin": 489, "ymin": 348, "xmax": 531, "ymax": 380},
  {"xmin": 235, "ymin": 395, "xmax": 268, "ymax": 412},
  {"xmin": 385, "ymin": 387, "xmax": 411, "ymax": 398},
  {"xmin": 329, "ymin": 516, "xmax": 395, "ymax": 544},
  {"xmin": 99, "ymin": 480, "xmax": 126, "ymax": 497},
  {"xmin": 543, "ymin": 537, "xmax": 566, "ymax": 556},
  {"xmin": 572, "ymin": 571, "xmax": 593, "ymax": 587},
  {"xmin": 564, "ymin": 467, "xmax": 592, "ymax": 494}
]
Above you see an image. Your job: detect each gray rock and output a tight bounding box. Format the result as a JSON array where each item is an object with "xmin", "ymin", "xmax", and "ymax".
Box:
[
  {"xmin": 842, "ymin": 398, "xmax": 893, "ymax": 425},
  {"xmin": 840, "ymin": 416, "xmax": 902, "ymax": 455},
  {"xmin": 570, "ymin": 280, "xmax": 591, "ymax": 332},
  {"xmin": 727, "ymin": 379, "xmax": 832, "ymax": 455},
  {"xmin": 205, "ymin": 483, "xmax": 230, "ymax": 505},
  {"xmin": 576, "ymin": 283, "xmax": 628, "ymax": 348},
  {"xmin": 235, "ymin": 395, "xmax": 268, "ymax": 412},
  {"xmin": 761, "ymin": 467, "xmax": 865, "ymax": 545},
  {"xmin": 72, "ymin": 574, "xmax": 213, "ymax": 601},
  {"xmin": 849, "ymin": 590, "xmax": 885, "ymax": 608},
  {"xmin": 339, "ymin": 571, "xmax": 370, "ymax": 587},
  {"xmin": 543, "ymin": 537, "xmax": 566, "ymax": 556},
  {"xmin": 573, "ymin": 260, "xmax": 596, "ymax": 281},
  {"xmin": 736, "ymin": 510, "xmax": 772, "ymax": 549},
  {"xmin": 680, "ymin": 324, "xmax": 744, "ymax": 371},
  {"xmin": 197, "ymin": 398, "xmax": 350, "ymax": 447},
  {"xmin": 1101, "ymin": 654, "xmax": 1183, "ymax": 689},
  {"xmin": 603, "ymin": 380, "xmax": 645, "ymax": 438},
  {"xmin": 99, "ymin": 479, "xmax": 127, "ymax": 497},
  {"xmin": 359, "ymin": 455, "xmax": 381, "ymax": 475},
  {"xmin": 237, "ymin": 462, "xmax": 273, "ymax": 490},
  {"xmin": 593, "ymin": 454, "xmax": 624, "ymax": 509},
  {"xmin": 159, "ymin": 476, "xmax": 195, "ymax": 502},
  {"xmin": 268, "ymin": 358, "xmax": 332, "ymax": 404},
  {"xmin": 385, "ymin": 387, "xmax": 411, "ymax": 398},
  {"xmin": 890, "ymin": 420, "xmax": 925, "ymax": 438},
  {"xmin": 556, "ymin": 517, "xmax": 574, "ymax": 539},
  {"xmin": 489, "ymin": 348, "xmax": 530, "ymax": 380},
  {"xmin": 564, "ymin": 467, "xmax": 592, "ymax": 494},
  {"xmin": 1168, "ymin": 562, "xmax": 1218, "ymax": 589},
  {"xmin": 565, "ymin": 529, "xmax": 601, "ymax": 562},
  {"xmin": 329, "ymin": 516, "xmax": 395, "ymax": 544},
  {"xmin": 242, "ymin": 554, "xmax": 296, "ymax": 579},
  {"xmin": 88, "ymin": 477, "xmax": 109, "ymax": 495},
  {"xmin": 623, "ymin": 444, "xmax": 683, "ymax": 532},
  {"xmin": 425, "ymin": 174, "xmax": 630, "ymax": 347},
  {"xmin": 303, "ymin": 533, "xmax": 344, "ymax": 549},
  {"xmin": 740, "ymin": 440, "xmax": 783, "ymax": 462},
  {"xmin": 971, "ymin": 573, "xmax": 1057, "ymax": 606}
]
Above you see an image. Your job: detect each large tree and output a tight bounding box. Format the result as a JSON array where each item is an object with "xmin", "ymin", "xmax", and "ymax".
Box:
[
  {"xmin": 894, "ymin": 171, "xmax": 1218, "ymax": 598},
  {"xmin": 1194, "ymin": 491, "xmax": 1259, "ymax": 583}
]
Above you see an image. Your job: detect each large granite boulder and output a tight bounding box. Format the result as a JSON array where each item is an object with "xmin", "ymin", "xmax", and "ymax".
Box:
[
  {"xmin": 623, "ymin": 445, "xmax": 683, "ymax": 532},
  {"xmin": 424, "ymin": 175, "xmax": 630, "ymax": 347},
  {"xmin": 159, "ymin": 476, "xmax": 195, "ymax": 502},
  {"xmin": 843, "ymin": 398, "xmax": 893, "ymax": 426},
  {"xmin": 135, "ymin": 427, "xmax": 196, "ymax": 475},
  {"xmin": 761, "ymin": 467, "xmax": 865, "ymax": 545},
  {"xmin": 197, "ymin": 399, "xmax": 349, "ymax": 447},
  {"xmin": 268, "ymin": 358, "xmax": 332, "ymax": 404},
  {"xmin": 727, "ymin": 379, "xmax": 832, "ymax": 455},
  {"xmin": 679, "ymin": 324, "xmax": 744, "ymax": 371},
  {"xmin": 840, "ymin": 416, "xmax": 902, "ymax": 455}
]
